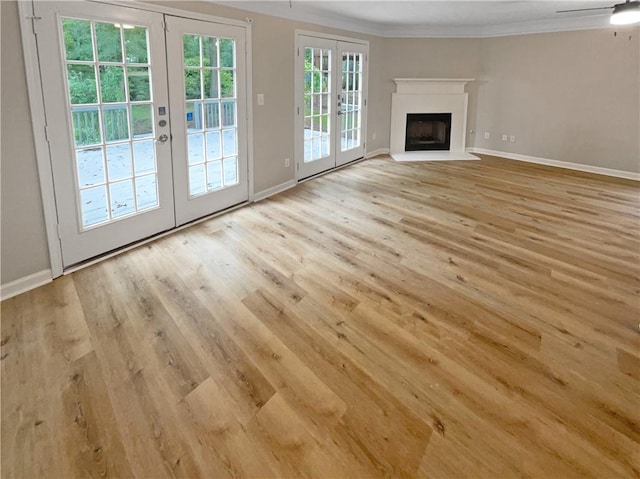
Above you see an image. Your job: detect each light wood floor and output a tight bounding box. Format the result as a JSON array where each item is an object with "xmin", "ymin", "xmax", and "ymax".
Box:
[{"xmin": 2, "ymin": 155, "xmax": 639, "ymax": 478}]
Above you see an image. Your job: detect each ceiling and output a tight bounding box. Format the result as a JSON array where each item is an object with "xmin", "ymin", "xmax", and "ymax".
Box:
[{"xmin": 213, "ymin": 1, "xmax": 625, "ymax": 37}]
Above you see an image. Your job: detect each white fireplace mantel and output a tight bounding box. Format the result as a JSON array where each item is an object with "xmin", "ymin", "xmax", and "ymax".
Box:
[
  {"xmin": 393, "ymin": 78, "xmax": 474, "ymax": 95},
  {"xmin": 390, "ymin": 78, "xmax": 475, "ymax": 158}
]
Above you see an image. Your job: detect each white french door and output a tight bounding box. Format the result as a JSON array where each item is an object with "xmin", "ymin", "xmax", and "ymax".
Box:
[
  {"xmin": 296, "ymin": 35, "xmax": 368, "ymax": 179},
  {"xmin": 166, "ymin": 17, "xmax": 248, "ymax": 225},
  {"xmin": 33, "ymin": 2, "xmax": 249, "ymax": 268}
]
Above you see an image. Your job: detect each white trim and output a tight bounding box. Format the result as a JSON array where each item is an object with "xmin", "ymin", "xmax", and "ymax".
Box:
[
  {"xmin": 216, "ymin": 1, "xmax": 613, "ymax": 38},
  {"xmin": 376, "ymin": 15, "xmax": 612, "ymax": 38},
  {"xmin": 468, "ymin": 148, "xmax": 640, "ymax": 181},
  {"xmin": 1, "ymin": 270, "xmax": 53, "ymax": 301},
  {"xmin": 392, "ymin": 151, "xmax": 479, "ymax": 162},
  {"xmin": 92, "ymin": 0, "xmax": 250, "ymax": 28},
  {"xmin": 294, "ymin": 29, "xmax": 370, "ymax": 45},
  {"xmin": 298, "ymin": 157, "xmax": 367, "ymax": 185},
  {"xmin": 365, "ymin": 148, "xmax": 390, "ymax": 159},
  {"xmin": 245, "ymin": 20, "xmax": 255, "ymax": 201},
  {"xmin": 253, "ymin": 180, "xmax": 298, "ymax": 202},
  {"xmin": 18, "ymin": 1, "xmax": 64, "ymax": 278}
]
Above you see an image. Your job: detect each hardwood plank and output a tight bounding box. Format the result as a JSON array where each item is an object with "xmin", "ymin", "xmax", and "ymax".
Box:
[{"xmin": 2, "ymin": 155, "xmax": 639, "ymax": 478}]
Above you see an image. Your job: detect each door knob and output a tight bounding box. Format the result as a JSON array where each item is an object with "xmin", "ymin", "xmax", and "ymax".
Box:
[{"xmin": 157, "ymin": 134, "xmax": 169, "ymax": 143}]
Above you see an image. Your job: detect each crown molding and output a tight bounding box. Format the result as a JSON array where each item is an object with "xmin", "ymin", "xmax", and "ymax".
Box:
[{"xmin": 212, "ymin": 1, "xmax": 619, "ymax": 38}]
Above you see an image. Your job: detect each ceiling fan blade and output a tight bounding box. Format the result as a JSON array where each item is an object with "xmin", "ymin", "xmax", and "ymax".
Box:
[{"xmin": 556, "ymin": 6, "xmax": 614, "ymax": 13}]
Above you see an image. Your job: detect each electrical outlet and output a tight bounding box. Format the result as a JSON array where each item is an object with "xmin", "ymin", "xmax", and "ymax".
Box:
[
  {"xmin": 510, "ymin": 135, "xmax": 515, "ymax": 143},
  {"xmin": 484, "ymin": 132, "xmax": 490, "ymax": 139},
  {"xmin": 502, "ymin": 134, "xmax": 508, "ymax": 141},
  {"xmin": 284, "ymin": 157, "xmax": 290, "ymax": 168},
  {"xmin": 257, "ymin": 93, "xmax": 264, "ymax": 106},
  {"xmin": 372, "ymin": 132, "xmax": 376, "ymax": 141}
]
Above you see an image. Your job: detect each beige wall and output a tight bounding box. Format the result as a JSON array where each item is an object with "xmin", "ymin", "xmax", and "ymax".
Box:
[
  {"xmin": 1, "ymin": 1, "xmax": 51, "ymax": 284},
  {"xmin": 147, "ymin": 1, "xmax": 380, "ymax": 193},
  {"xmin": 474, "ymin": 27, "xmax": 640, "ymax": 172},
  {"xmin": 1, "ymin": 0, "xmax": 639, "ymax": 284},
  {"xmin": 372, "ymin": 37, "xmax": 483, "ymax": 149}
]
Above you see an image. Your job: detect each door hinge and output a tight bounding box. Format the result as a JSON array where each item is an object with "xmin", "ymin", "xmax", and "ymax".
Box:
[
  {"xmin": 44, "ymin": 125, "xmax": 51, "ymax": 142},
  {"xmin": 364, "ymin": 98, "xmax": 367, "ymax": 107},
  {"xmin": 27, "ymin": 15, "xmax": 42, "ymax": 35},
  {"xmin": 297, "ymin": 106, "xmax": 300, "ymax": 115},
  {"xmin": 56, "ymin": 223, "xmax": 62, "ymax": 240},
  {"xmin": 297, "ymin": 48, "xmax": 300, "ymax": 56}
]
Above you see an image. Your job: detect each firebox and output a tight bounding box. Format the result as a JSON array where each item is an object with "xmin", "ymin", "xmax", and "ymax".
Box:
[{"xmin": 405, "ymin": 113, "xmax": 452, "ymax": 151}]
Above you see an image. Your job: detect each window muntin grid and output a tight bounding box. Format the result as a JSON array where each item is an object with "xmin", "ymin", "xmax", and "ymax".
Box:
[
  {"xmin": 340, "ymin": 51, "xmax": 363, "ymax": 152},
  {"xmin": 183, "ymin": 34, "xmax": 239, "ymax": 197},
  {"xmin": 61, "ymin": 18, "xmax": 159, "ymax": 229},
  {"xmin": 303, "ymin": 47, "xmax": 331, "ymax": 163}
]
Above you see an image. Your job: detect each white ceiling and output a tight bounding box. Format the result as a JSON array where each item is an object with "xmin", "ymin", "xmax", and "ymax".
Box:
[{"xmin": 213, "ymin": 0, "xmax": 625, "ymax": 37}]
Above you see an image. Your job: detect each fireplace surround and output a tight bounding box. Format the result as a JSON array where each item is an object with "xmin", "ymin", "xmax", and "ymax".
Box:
[{"xmin": 390, "ymin": 78, "xmax": 478, "ymax": 161}]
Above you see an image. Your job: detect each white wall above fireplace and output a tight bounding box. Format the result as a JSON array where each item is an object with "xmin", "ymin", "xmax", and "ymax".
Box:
[{"xmin": 390, "ymin": 78, "xmax": 474, "ymax": 155}]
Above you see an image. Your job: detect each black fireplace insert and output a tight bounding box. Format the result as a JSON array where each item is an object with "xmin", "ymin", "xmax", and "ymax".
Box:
[{"xmin": 405, "ymin": 113, "xmax": 452, "ymax": 151}]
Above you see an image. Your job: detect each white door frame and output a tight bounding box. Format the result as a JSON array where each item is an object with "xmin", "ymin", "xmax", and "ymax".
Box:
[
  {"xmin": 294, "ymin": 30, "xmax": 368, "ymax": 181},
  {"xmin": 18, "ymin": 0, "xmax": 254, "ymax": 278}
]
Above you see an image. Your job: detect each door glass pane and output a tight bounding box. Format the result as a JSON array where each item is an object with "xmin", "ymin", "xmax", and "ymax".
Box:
[
  {"xmin": 223, "ymin": 157, "xmax": 238, "ymax": 185},
  {"xmin": 189, "ymin": 164, "xmax": 206, "ymax": 196},
  {"xmin": 62, "ymin": 17, "xmax": 159, "ymax": 229},
  {"xmin": 207, "ymin": 161, "xmax": 222, "ymax": 190},
  {"xmin": 100, "ymin": 66, "xmax": 125, "ymax": 102},
  {"xmin": 77, "ymin": 147, "xmax": 105, "ymax": 187},
  {"xmin": 80, "ymin": 186, "xmax": 109, "ymax": 227},
  {"xmin": 188, "ymin": 134, "xmax": 205, "ymax": 165},
  {"xmin": 127, "ymin": 67, "xmax": 150, "ymax": 101},
  {"xmin": 131, "ymin": 104, "xmax": 153, "ymax": 138},
  {"xmin": 62, "ymin": 19, "xmax": 94, "ymax": 61},
  {"xmin": 303, "ymin": 47, "xmax": 331, "ymax": 162},
  {"xmin": 205, "ymin": 101, "xmax": 220, "ymax": 129},
  {"xmin": 103, "ymin": 106, "xmax": 129, "ymax": 142},
  {"xmin": 186, "ymin": 101, "xmax": 204, "ymax": 131},
  {"xmin": 67, "ymin": 65, "xmax": 98, "ymax": 104},
  {"xmin": 106, "ymin": 143, "xmax": 133, "ymax": 181},
  {"xmin": 124, "ymin": 27, "xmax": 149, "ymax": 64},
  {"xmin": 72, "ymin": 106, "xmax": 101, "ymax": 146},
  {"xmin": 96, "ymin": 22, "xmax": 123, "ymax": 62},
  {"xmin": 202, "ymin": 37, "xmax": 218, "ymax": 67},
  {"xmin": 182, "ymin": 34, "xmax": 238, "ymax": 197},
  {"xmin": 340, "ymin": 51, "xmax": 363, "ymax": 152},
  {"xmin": 206, "ymin": 131, "xmax": 221, "ymax": 160},
  {"xmin": 135, "ymin": 174, "xmax": 158, "ymax": 209},
  {"xmin": 203, "ymin": 69, "xmax": 219, "ymax": 99},
  {"xmin": 109, "ymin": 179, "xmax": 136, "ymax": 218},
  {"xmin": 133, "ymin": 140, "xmax": 155, "ymax": 174}
]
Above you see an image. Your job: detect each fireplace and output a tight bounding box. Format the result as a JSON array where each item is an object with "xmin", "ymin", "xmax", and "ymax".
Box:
[
  {"xmin": 390, "ymin": 78, "xmax": 476, "ymax": 160},
  {"xmin": 405, "ymin": 113, "xmax": 452, "ymax": 151}
]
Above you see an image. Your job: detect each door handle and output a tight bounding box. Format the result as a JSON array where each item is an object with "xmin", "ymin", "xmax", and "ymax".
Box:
[{"xmin": 156, "ymin": 134, "xmax": 169, "ymax": 143}]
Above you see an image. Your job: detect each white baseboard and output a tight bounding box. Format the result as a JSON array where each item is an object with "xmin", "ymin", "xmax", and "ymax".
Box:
[
  {"xmin": 253, "ymin": 179, "xmax": 298, "ymax": 202},
  {"xmin": 1, "ymin": 269, "xmax": 52, "ymax": 301},
  {"xmin": 365, "ymin": 148, "xmax": 390, "ymax": 159},
  {"xmin": 468, "ymin": 147, "xmax": 640, "ymax": 181}
]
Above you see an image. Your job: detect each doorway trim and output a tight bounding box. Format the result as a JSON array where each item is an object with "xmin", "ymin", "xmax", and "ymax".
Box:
[
  {"xmin": 18, "ymin": 0, "xmax": 254, "ymax": 278},
  {"xmin": 294, "ymin": 29, "xmax": 369, "ymax": 181}
]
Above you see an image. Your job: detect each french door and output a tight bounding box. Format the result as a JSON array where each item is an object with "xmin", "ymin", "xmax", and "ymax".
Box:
[
  {"xmin": 296, "ymin": 35, "xmax": 368, "ymax": 179},
  {"xmin": 34, "ymin": 2, "xmax": 248, "ymax": 268},
  {"xmin": 166, "ymin": 17, "xmax": 248, "ymax": 225}
]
